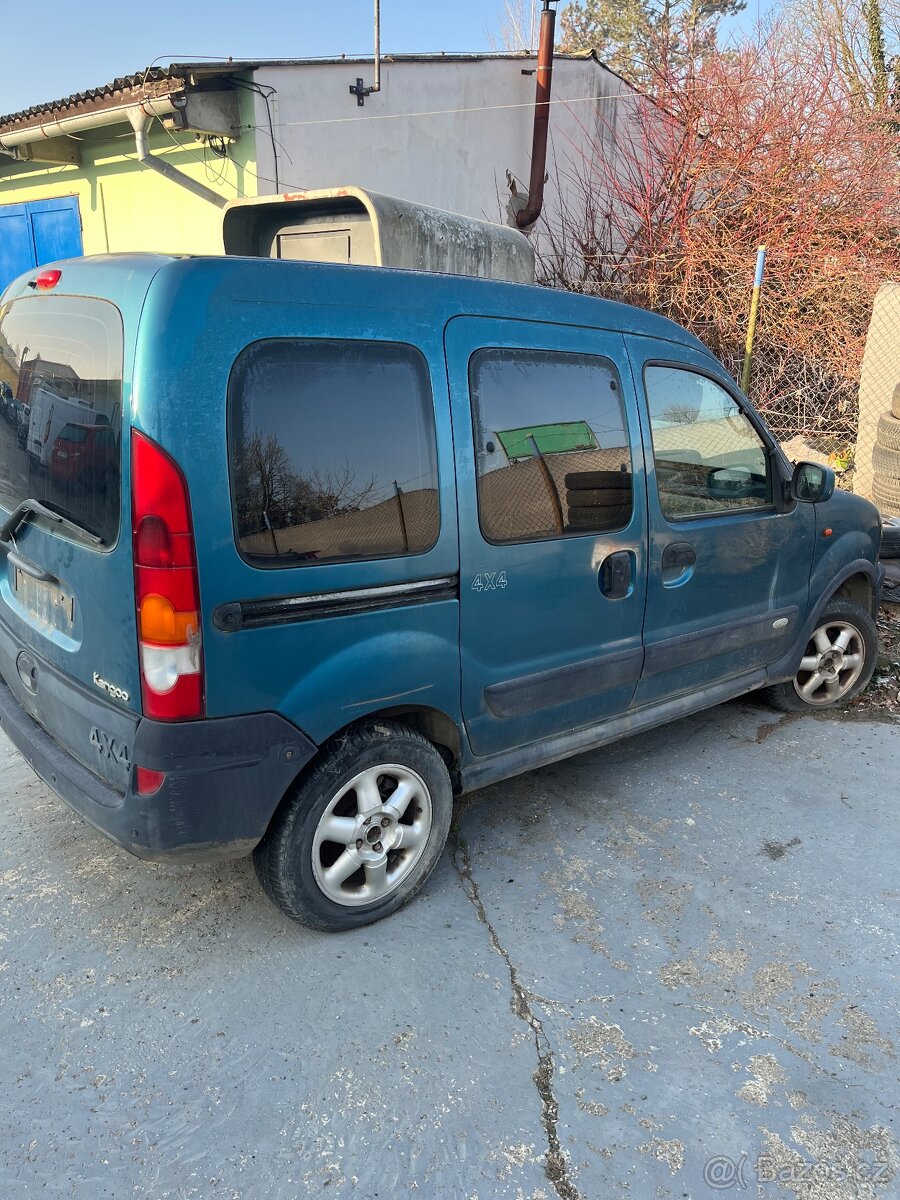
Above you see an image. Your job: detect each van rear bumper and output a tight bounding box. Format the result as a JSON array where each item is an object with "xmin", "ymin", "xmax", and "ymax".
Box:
[{"xmin": 0, "ymin": 675, "xmax": 317, "ymax": 862}]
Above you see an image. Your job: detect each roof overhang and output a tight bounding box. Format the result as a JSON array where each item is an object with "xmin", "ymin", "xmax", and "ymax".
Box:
[{"xmin": 0, "ymin": 65, "xmax": 248, "ymax": 164}]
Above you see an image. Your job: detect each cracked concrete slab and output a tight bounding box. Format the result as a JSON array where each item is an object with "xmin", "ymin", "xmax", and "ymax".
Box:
[{"xmin": 1, "ymin": 697, "xmax": 897, "ymax": 1198}]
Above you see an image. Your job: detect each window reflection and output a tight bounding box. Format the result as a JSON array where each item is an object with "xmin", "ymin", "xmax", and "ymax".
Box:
[
  {"xmin": 470, "ymin": 349, "xmax": 634, "ymax": 543},
  {"xmin": 229, "ymin": 340, "xmax": 440, "ymax": 565},
  {"xmin": 0, "ymin": 297, "xmax": 122, "ymax": 546}
]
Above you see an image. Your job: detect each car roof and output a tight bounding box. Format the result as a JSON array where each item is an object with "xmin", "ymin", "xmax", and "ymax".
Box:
[{"xmin": 4, "ymin": 252, "xmax": 710, "ymax": 358}]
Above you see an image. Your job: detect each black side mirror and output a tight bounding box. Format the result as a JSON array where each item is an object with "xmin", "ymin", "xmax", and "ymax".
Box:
[{"xmin": 790, "ymin": 461, "xmax": 835, "ymax": 503}]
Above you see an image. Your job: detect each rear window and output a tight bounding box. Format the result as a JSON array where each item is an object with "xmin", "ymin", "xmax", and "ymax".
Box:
[
  {"xmin": 229, "ymin": 339, "xmax": 440, "ymax": 566},
  {"xmin": 0, "ymin": 295, "xmax": 123, "ymax": 547},
  {"xmin": 58, "ymin": 423, "xmax": 89, "ymax": 444}
]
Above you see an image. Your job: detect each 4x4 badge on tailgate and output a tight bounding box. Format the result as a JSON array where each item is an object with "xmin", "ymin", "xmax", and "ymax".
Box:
[
  {"xmin": 89, "ymin": 727, "xmax": 130, "ymax": 767},
  {"xmin": 93, "ymin": 673, "xmax": 130, "ymax": 703}
]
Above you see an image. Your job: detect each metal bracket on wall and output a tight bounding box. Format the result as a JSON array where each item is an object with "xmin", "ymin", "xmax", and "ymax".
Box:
[{"xmin": 349, "ymin": 0, "xmax": 382, "ymax": 105}]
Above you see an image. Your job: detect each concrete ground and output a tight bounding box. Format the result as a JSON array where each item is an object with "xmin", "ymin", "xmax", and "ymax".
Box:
[{"xmin": 0, "ymin": 698, "xmax": 897, "ymax": 1199}]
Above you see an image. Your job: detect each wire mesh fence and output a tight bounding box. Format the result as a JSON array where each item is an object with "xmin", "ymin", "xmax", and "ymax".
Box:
[
  {"xmin": 853, "ymin": 282, "xmax": 900, "ymax": 514},
  {"xmin": 545, "ymin": 274, "xmax": 900, "ymax": 510}
]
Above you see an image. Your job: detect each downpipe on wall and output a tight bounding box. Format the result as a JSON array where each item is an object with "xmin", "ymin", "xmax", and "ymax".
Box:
[
  {"xmin": 128, "ymin": 111, "xmax": 227, "ymax": 209},
  {"xmin": 515, "ymin": 0, "xmax": 558, "ymax": 230}
]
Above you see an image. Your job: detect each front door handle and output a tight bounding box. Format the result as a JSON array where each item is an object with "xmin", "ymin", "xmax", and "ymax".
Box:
[
  {"xmin": 661, "ymin": 541, "xmax": 696, "ymax": 585},
  {"xmin": 600, "ymin": 550, "xmax": 633, "ymax": 599}
]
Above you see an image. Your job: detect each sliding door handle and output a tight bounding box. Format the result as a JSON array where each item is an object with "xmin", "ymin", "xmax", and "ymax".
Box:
[
  {"xmin": 661, "ymin": 541, "xmax": 696, "ymax": 585},
  {"xmin": 599, "ymin": 550, "xmax": 634, "ymax": 599}
]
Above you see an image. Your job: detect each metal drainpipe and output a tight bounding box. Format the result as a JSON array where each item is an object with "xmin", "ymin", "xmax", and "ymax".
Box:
[
  {"xmin": 516, "ymin": 0, "xmax": 558, "ymax": 230},
  {"xmin": 128, "ymin": 111, "xmax": 227, "ymax": 208}
]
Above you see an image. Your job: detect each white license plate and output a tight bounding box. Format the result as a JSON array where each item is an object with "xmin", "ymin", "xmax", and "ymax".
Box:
[{"xmin": 14, "ymin": 568, "xmax": 75, "ymax": 634}]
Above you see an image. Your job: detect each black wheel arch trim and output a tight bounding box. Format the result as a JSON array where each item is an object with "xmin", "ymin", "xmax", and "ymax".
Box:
[{"xmin": 766, "ymin": 558, "xmax": 881, "ymax": 684}]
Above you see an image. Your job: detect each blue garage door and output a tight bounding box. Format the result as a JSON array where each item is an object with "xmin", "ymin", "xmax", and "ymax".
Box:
[{"xmin": 0, "ymin": 196, "xmax": 83, "ymax": 294}]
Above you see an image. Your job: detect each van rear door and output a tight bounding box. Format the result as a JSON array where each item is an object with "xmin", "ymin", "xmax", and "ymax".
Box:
[{"xmin": 0, "ymin": 287, "xmax": 140, "ymax": 791}]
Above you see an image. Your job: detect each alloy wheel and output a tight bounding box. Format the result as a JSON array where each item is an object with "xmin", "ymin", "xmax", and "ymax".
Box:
[
  {"xmin": 311, "ymin": 764, "xmax": 433, "ymax": 907},
  {"xmin": 792, "ymin": 620, "xmax": 865, "ymax": 706}
]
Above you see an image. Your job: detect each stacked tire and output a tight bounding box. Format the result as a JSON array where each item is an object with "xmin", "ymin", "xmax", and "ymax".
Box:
[
  {"xmin": 873, "ymin": 384, "xmax": 900, "ymax": 517},
  {"xmin": 565, "ymin": 469, "xmax": 632, "ymax": 531}
]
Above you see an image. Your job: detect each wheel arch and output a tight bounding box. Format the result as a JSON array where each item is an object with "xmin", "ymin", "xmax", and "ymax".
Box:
[
  {"xmin": 286, "ymin": 705, "xmax": 465, "ymax": 799},
  {"xmin": 766, "ymin": 557, "xmax": 879, "ymax": 683},
  {"xmin": 833, "ymin": 570, "xmax": 875, "ymax": 616}
]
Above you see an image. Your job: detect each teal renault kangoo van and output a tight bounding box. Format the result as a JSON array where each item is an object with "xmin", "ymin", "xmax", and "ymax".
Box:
[{"xmin": 0, "ymin": 242, "xmax": 883, "ymax": 929}]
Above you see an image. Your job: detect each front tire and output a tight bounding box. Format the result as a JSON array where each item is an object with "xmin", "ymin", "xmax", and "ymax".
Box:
[
  {"xmin": 761, "ymin": 599, "xmax": 877, "ymax": 712},
  {"xmin": 253, "ymin": 721, "xmax": 453, "ymax": 931}
]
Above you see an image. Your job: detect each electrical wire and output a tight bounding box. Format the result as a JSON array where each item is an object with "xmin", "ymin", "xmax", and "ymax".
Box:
[
  {"xmin": 230, "ymin": 77, "xmax": 282, "ymax": 192},
  {"xmin": 244, "ymin": 89, "xmax": 656, "ymax": 133}
]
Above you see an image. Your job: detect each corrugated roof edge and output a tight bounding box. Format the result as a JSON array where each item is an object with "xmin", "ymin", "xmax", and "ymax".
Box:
[
  {"xmin": 0, "ymin": 62, "xmax": 250, "ymax": 135},
  {"xmin": 0, "ymin": 49, "xmax": 638, "ymax": 136}
]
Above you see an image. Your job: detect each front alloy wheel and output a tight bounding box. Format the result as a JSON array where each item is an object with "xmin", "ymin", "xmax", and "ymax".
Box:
[
  {"xmin": 792, "ymin": 619, "xmax": 865, "ymax": 706},
  {"xmin": 761, "ymin": 597, "xmax": 877, "ymax": 713}
]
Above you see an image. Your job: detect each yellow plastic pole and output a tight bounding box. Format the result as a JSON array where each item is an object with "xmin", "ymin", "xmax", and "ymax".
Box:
[{"xmin": 740, "ymin": 246, "xmax": 766, "ymax": 395}]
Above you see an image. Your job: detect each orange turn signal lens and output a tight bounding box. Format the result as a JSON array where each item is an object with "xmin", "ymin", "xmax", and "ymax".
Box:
[{"xmin": 139, "ymin": 594, "xmax": 198, "ymax": 646}]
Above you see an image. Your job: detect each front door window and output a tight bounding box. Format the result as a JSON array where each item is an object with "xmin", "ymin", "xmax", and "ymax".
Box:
[{"xmin": 644, "ymin": 365, "xmax": 771, "ymax": 520}]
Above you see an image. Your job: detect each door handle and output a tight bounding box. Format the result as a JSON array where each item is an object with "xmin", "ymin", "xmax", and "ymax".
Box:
[
  {"xmin": 662, "ymin": 542, "xmax": 696, "ymax": 570},
  {"xmin": 599, "ymin": 550, "xmax": 633, "ymax": 599},
  {"xmin": 661, "ymin": 541, "xmax": 696, "ymax": 585}
]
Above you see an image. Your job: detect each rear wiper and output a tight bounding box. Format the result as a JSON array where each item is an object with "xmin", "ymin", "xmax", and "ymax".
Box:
[{"xmin": 0, "ymin": 497, "xmax": 103, "ymax": 547}]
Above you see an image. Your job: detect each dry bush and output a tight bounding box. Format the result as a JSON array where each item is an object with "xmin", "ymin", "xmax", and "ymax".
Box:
[{"xmin": 540, "ymin": 20, "xmax": 900, "ymax": 442}]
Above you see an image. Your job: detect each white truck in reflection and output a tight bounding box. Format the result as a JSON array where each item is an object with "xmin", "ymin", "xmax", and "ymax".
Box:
[{"xmin": 27, "ymin": 383, "xmax": 108, "ymax": 469}]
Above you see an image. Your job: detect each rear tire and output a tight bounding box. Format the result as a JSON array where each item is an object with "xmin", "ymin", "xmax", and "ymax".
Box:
[
  {"xmin": 253, "ymin": 721, "xmax": 453, "ymax": 931},
  {"xmin": 760, "ymin": 599, "xmax": 877, "ymax": 712}
]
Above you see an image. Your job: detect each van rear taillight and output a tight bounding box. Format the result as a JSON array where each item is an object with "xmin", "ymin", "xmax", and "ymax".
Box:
[{"xmin": 131, "ymin": 431, "xmax": 204, "ymax": 720}]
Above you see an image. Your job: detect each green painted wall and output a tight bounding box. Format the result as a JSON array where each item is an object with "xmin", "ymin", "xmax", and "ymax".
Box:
[{"xmin": 0, "ymin": 85, "xmax": 258, "ymax": 257}]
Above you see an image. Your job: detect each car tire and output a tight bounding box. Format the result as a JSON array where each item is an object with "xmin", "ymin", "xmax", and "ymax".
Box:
[
  {"xmin": 892, "ymin": 382, "xmax": 900, "ymax": 420},
  {"xmin": 565, "ymin": 469, "xmax": 630, "ymax": 490},
  {"xmin": 881, "ymin": 520, "xmax": 900, "ymax": 559},
  {"xmin": 760, "ymin": 599, "xmax": 877, "ymax": 713},
  {"xmin": 567, "ymin": 504, "xmax": 631, "ymax": 529},
  {"xmin": 873, "ymin": 477, "xmax": 900, "ymax": 517},
  {"xmin": 565, "ymin": 487, "xmax": 632, "ymax": 507},
  {"xmin": 253, "ymin": 720, "xmax": 453, "ymax": 931},
  {"xmin": 876, "ymin": 412, "xmax": 900, "ymax": 452},
  {"xmin": 873, "ymin": 442, "xmax": 900, "ymax": 482}
]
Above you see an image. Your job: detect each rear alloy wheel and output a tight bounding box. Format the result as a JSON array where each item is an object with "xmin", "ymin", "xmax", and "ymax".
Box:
[
  {"xmin": 761, "ymin": 599, "xmax": 877, "ymax": 712},
  {"xmin": 253, "ymin": 721, "xmax": 452, "ymax": 930},
  {"xmin": 312, "ymin": 763, "xmax": 433, "ymax": 907}
]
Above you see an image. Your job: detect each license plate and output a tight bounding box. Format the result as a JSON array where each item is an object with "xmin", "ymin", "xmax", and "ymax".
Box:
[
  {"xmin": 56, "ymin": 451, "xmax": 68, "ymax": 459},
  {"xmin": 14, "ymin": 568, "xmax": 75, "ymax": 635}
]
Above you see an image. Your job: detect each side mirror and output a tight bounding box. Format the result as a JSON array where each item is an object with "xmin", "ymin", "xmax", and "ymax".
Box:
[{"xmin": 790, "ymin": 461, "xmax": 835, "ymax": 503}]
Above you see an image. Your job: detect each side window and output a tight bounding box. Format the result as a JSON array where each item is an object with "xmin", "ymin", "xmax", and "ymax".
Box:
[
  {"xmin": 229, "ymin": 340, "xmax": 440, "ymax": 566},
  {"xmin": 644, "ymin": 365, "xmax": 772, "ymax": 520},
  {"xmin": 470, "ymin": 349, "xmax": 633, "ymax": 543}
]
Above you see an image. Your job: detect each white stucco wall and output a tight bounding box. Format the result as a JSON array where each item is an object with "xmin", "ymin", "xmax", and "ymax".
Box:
[{"xmin": 249, "ymin": 55, "xmax": 639, "ymax": 241}]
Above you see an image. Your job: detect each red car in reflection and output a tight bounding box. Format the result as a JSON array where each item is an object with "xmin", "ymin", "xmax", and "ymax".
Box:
[{"xmin": 50, "ymin": 423, "xmax": 117, "ymax": 491}]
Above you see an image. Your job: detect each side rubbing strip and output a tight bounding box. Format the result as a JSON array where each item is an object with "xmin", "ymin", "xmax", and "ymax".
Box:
[
  {"xmin": 484, "ymin": 645, "xmax": 643, "ymax": 718},
  {"xmin": 642, "ymin": 606, "xmax": 799, "ymax": 675},
  {"xmin": 213, "ymin": 577, "xmax": 459, "ymax": 632}
]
